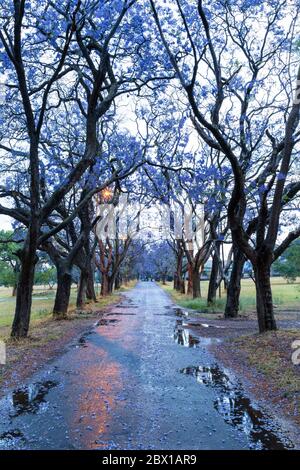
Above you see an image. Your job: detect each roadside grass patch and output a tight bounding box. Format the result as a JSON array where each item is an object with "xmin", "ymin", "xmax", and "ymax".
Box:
[
  {"xmin": 118, "ymin": 280, "xmax": 138, "ymax": 292},
  {"xmin": 160, "ymin": 277, "xmax": 300, "ymax": 316},
  {"xmin": 232, "ymin": 330, "xmax": 300, "ymax": 416}
]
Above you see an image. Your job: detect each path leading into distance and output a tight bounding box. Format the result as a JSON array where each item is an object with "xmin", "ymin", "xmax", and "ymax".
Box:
[{"xmin": 0, "ymin": 282, "xmax": 293, "ymax": 450}]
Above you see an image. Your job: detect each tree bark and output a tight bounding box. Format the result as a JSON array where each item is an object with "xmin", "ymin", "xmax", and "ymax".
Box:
[
  {"xmin": 53, "ymin": 266, "xmax": 72, "ymax": 319},
  {"xmin": 224, "ymin": 248, "xmax": 245, "ymax": 318},
  {"xmin": 86, "ymin": 263, "xmax": 96, "ymax": 301},
  {"xmin": 101, "ymin": 272, "xmax": 110, "ymax": 296},
  {"xmin": 11, "ymin": 232, "xmax": 38, "ymax": 338},
  {"xmin": 254, "ymin": 261, "xmax": 277, "ymax": 333},
  {"xmin": 76, "ymin": 269, "xmax": 87, "ymax": 309},
  {"xmin": 11, "ymin": 253, "xmax": 36, "ymax": 337},
  {"xmin": 187, "ymin": 261, "xmax": 193, "ymax": 295},
  {"xmin": 174, "ymin": 244, "xmax": 184, "ymax": 291},
  {"xmin": 207, "ymin": 249, "xmax": 219, "ymax": 305},
  {"xmin": 12, "ymin": 284, "xmax": 17, "ymax": 297},
  {"xmin": 114, "ymin": 272, "xmax": 121, "ymax": 290},
  {"xmin": 192, "ymin": 269, "xmax": 200, "ymax": 298},
  {"xmin": 108, "ymin": 277, "xmax": 114, "ymax": 294},
  {"xmin": 173, "ymin": 272, "xmax": 179, "ymax": 290}
]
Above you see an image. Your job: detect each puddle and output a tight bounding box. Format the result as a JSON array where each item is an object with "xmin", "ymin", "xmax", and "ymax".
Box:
[
  {"xmin": 115, "ymin": 305, "xmax": 138, "ymax": 309},
  {"xmin": 96, "ymin": 318, "xmax": 120, "ymax": 326},
  {"xmin": 76, "ymin": 331, "xmax": 94, "ymax": 348},
  {"xmin": 200, "ymin": 323, "xmax": 225, "ymax": 329},
  {"xmin": 157, "ymin": 307, "xmax": 189, "ymax": 318},
  {"xmin": 180, "ymin": 364, "xmax": 292, "ymax": 450},
  {"xmin": 172, "ymin": 307, "xmax": 189, "ymax": 317},
  {"xmin": 174, "ymin": 326, "xmax": 200, "ymax": 348},
  {"xmin": 8, "ymin": 380, "xmax": 58, "ymax": 418},
  {"xmin": 174, "ymin": 324, "xmax": 221, "ymax": 348},
  {"xmin": 0, "ymin": 429, "xmax": 26, "ymax": 449},
  {"xmin": 77, "ymin": 336, "xmax": 88, "ymax": 348},
  {"xmin": 106, "ymin": 312, "xmax": 136, "ymax": 316}
]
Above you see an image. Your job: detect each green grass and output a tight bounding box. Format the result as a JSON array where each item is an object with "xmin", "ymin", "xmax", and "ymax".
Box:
[
  {"xmin": 117, "ymin": 280, "xmax": 138, "ymax": 292},
  {"xmin": 0, "ymin": 283, "xmax": 126, "ymax": 331},
  {"xmin": 0, "ymin": 286, "xmax": 79, "ymax": 329},
  {"xmin": 161, "ymin": 277, "xmax": 300, "ymax": 314}
]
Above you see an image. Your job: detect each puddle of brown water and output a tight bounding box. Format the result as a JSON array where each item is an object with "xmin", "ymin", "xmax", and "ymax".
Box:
[{"xmin": 180, "ymin": 364, "xmax": 293, "ymax": 450}]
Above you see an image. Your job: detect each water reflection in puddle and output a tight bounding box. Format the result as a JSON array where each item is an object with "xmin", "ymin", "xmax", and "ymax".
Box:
[
  {"xmin": 174, "ymin": 323, "xmax": 221, "ymax": 348},
  {"xmin": 77, "ymin": 336, "xmax": 88, "ymax": 348},
  {"xmin": 106, "ymin": 312, "xmax": 136, "ymax": 316},
  {"xmin": 180, "ymin": 364, "xmax": 292, "ymax": 449},
  {"xmin": 0, "ymin": 429, "xmax": 26, "ymax": 449},
  {"xmin": 191, "ymin": 322, "xmax": 225, "ymax": 329},
  {"xmin": 8, "ymin": 380, "xmax": 58, "ymax": 418},
  {"xmin": 172, "ymin": 307, "xmax": 189, "ymax": 317},
  {"xmin": 96, "ymin": 318, "xmax": 120, "ymax": 326},
  {"xmin": 174, "ymin": 327, "xmax": 199, "ymax": 348},
  {"xmin": 115, "ymin": 305, "xmax": 138, "ymax": 309}
]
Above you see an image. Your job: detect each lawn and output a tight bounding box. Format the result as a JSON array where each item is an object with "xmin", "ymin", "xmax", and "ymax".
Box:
[
  {"xmin": 0, "ymin": 286, "xmax": 76, "ymax": 329},
  {"xmin": 161, "ymin": 277, "xmax": 300, "ymax": 314},
  {"xmin": 0, "ymin": 281, "xmax": 116, "ymax": 332}
]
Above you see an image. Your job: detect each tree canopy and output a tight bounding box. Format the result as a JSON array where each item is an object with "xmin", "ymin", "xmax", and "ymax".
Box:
[{"xmin": 0, "ymin": 0, "xmax": 300, "ymax": 337}]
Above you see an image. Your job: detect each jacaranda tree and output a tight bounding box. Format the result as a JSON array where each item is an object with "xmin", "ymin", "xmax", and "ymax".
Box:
[{"xmin": 150, "ymin": 0, "xmax": 300, "ymax": 332}]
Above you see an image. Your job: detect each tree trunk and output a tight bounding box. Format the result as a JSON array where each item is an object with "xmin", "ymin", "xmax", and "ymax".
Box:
[
  {"xmin": 224, "ymin": 248, "xmax": 245, "ymax": 318},
  {"xmin": 77, "ymin": 269, "xmax": 87, "ymax": 309},
  {"xmin": 12, "ymin": 262, "xmax": 20, "ymax": 297},
  {"xmin": 192, "ymin": 270, "xmax": 200, "ymax": 298},
  {"xmin": 105, "ymin": 272, "xmax": 115, "ymax": 294},
  {"xmin": 53, "ymin": 267, "xmax": 72, "ymax": 319},
  {"xmin": 12, "ymin": 284, "xmax": 17, "ymax": 297},
  {"xmin": 254, "ymin": 261, "xmax": 277, "ymax": 333},
  {"xmin": 174, "ymin": 247, "xmax": 183, "ymax": 291},
  {"xmin": 187, "ymin": 261, "xmax": 193, "ymax": 295},
  {"xmin": 114, "ymin": 273, "xmax": 121, "ymax": 290},
  {"xmin": 101, "ymin": 272, "xmax": 110, "ymax": 296},
  {"xmin": 173, "ymin": 271, "xmax": 179, "ymax": 290},
  {"xmin": 11, "ymin": 234, "xmax": 38, "ymax": 338},
  {"xmin": 86, "ymin": 260, "xmax": 96, "ymax": 301},
  {"xmin": 180, "ymin": 279, "xmax": 185, "ymax": 294},
  {"xmin": 207, "ymin": 249, "xmax": 219, "ymax": 305},
  {"xmin": 199, "ymin": 266, "xmax": 202, "ymax": 298}
]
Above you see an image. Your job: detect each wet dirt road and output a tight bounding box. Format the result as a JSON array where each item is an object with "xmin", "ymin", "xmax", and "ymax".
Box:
[{"xmin": 0, "ymin": 282, "xmax": 294, "ymax": 450}]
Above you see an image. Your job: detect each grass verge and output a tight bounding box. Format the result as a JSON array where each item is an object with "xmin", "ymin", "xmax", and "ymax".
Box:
[
  {"xmin": 215, "ymin": 330, "xmax": 300, "ymax": 426},
  {"xmin": 160, "ymin": 277, "xmax": 300, "ymax": 316}
]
